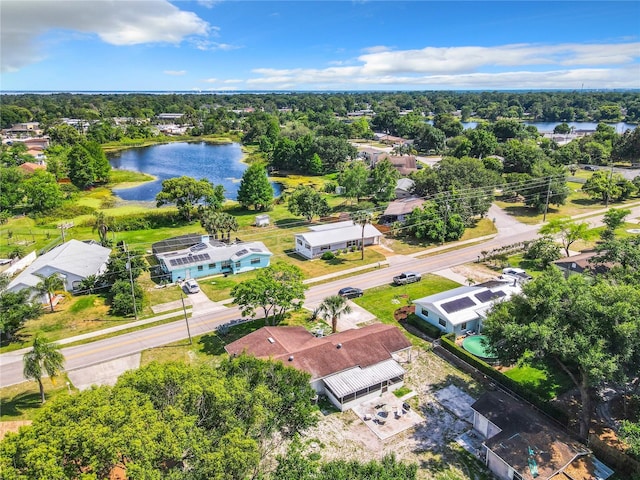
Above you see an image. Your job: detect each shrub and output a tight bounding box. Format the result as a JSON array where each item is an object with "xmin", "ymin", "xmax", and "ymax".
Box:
[
  {"xmin": 321, "ymin": 251, "xmax": 335, "ymax": 260},
  {"xmin": 406, "ymin": 314, "xmax": 443, "ymax": 338}
]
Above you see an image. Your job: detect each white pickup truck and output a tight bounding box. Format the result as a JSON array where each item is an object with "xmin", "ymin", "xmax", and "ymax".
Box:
[{"xmin": 393, "ymin": 271, "xmax": 422, "ymax": 285}]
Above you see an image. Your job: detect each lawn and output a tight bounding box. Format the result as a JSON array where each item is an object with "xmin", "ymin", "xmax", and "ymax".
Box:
[
  {"xmin": 0, "ymin": 375, "xmax": 74, "ymax": 421},
  {"xmin": 353, "ymin": 274, "xmax": 461, "ymax": 324},
  {"xmin": 502, "ymin": 360, "xmax": 574, "ymax": 400}
]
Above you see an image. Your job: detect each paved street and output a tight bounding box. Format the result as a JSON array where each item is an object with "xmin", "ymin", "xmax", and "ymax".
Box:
[{"xmin": 1, "ymin": 203, "xmax": 639, "ymax": 388}]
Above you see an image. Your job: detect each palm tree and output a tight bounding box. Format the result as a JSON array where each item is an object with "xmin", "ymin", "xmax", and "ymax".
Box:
[
  {"xmin": 34, "ymin": 273, "xmax": 65, "ymax": 312},
  {"xmin": 23, "ymin": 334, "xmax": 65, "ymax": 403},
  {"xmin": 351, "ymin": 210, "xmax": 373, "ymax": 260},
  {"xmin": 92, "ymin": 211, "xmax": 113, "ymax": 247},
  {"xmin": 318, "ymin": 295, "xmax": 352, "ymax": 334},
  {"xmin": 200, "ymin": 209, "xmax": 223, "ymax": 241},
  {"xmin": 221, "ymin": 213, "xmax": 239, "ymax": 243}
]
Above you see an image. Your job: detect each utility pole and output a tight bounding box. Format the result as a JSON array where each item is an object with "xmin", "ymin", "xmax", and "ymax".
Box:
[
  {"xmin": 180, "ymin": 290, "xmax": 193, "ymax": 345},
  {"xmin": 605, "ymin": 164, "xmax": 614, "ymax": 208},
  {"xmin": 543, "ymin": 176, "xmax": 552, "ymax": 222},
  {"xmin": 57, "ymin": 222, "xmax": 73, "ymax": 243},
  {"xmin": 124, "ymin": 242, "xmax": 138, "ymax": 320}
]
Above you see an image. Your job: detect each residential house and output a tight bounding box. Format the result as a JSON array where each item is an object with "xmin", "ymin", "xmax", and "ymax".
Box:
[
  {"xmin": 553, "ymin": 250, "xmax": 611, "ymax": 277},
  {"xmin": 6, "ymin": 240, "xmax": 111, "ymax": 303},
  {"xmin": 155, "ymin": 236, "xmax": 272, "ymax": 282},
  {"xmin": 381, "ymin": 196, "xmax": 425, "ymax": 224},
  {"xmin": 152, "ymin": 233, "xmax": 204, "ymax": 255},
  {"xmin": 294, "ymin": 220, "xmax": 383, "ymax": 259},
  {"xmin": 374, "ymin": 154, "xmax": 418, "ymax": 175},
  {"xmin": 157, "ymin": 113, "xmax": 184, "ymax": 120},
  {"xmin": 225, "ymin": 323, "xmax": 412, "ymax": 411},
  {"xmin": 471, "ymin": 390, "xmax": 614, "ymax": 480},
  {"xmin": 19, "ymin": 162, "xmax": 47, "ymax": 174},
  {"xmin": 395, "ymin": 178, "xmax": 416, "ymax": 199},
  {"xmin": 357, "ymin": 147, "xmax": 385, "ymax": 166},
  {"xmin": 413, "ymin": 280, "xmax": 521, "ymax": 336}
]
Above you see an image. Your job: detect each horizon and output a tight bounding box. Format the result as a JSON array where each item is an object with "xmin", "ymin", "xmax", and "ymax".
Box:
[{"xmin": 2, "ymin": 1, "xmax": 639, "ymax": 91}]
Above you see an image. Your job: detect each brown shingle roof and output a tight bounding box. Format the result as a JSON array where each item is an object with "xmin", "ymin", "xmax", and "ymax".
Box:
[
  {"xmin": 383, "ymin": 197, "xmax": 425, "ymax": 216},
  {"xmin": 225, "ymin": 323, "xmax": 411, "ymax": 380},
  {"xmin": 19, "ymin": 162, "xmax": 46, "ymax": 173}
]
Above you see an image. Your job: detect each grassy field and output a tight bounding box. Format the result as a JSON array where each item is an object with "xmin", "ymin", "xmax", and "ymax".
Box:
[
  {"xmin": 0, "ymin": 375, "xmax": 75, "ymax": 421},
  {"xmin": 502, "ymin": 360, "xmax": 574, "ymax": 400}
]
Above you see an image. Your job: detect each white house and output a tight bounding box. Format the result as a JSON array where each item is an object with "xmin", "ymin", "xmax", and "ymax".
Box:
[
  {"xmin": 395, "ymin": 178, "xmax": 416, "ymax": 199},
  {"xmin": 471, "ymin": 390, "xmax": 614, "ymax": 480},
  {"xmin": 413, "ymin": 280, "xmax": 521, "ymax": 336},
  {"xmin": 225, "ymin": 323, "xmax": 412, "ymax": 411},
  {"xmin": 6, "ymin": 240, "xmax": 111, "ymax": 303},
  {"xmin": 294, "ymin": 220, "xmax": 383, "ymax": 259}
]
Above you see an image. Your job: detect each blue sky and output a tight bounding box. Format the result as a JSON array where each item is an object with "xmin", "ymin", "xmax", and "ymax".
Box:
[{"xmin": 2, "ymin": 1, "xmax": 639, "ymax": 91}]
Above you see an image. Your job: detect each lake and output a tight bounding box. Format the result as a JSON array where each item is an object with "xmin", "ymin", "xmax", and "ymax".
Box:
[
  {"xmin": 459, "ymin": 121, "xmax": 636, "ymax": 132},
  {"xmin": 108, "ymin": 142, "xmax": 281, "ymax": 201}
]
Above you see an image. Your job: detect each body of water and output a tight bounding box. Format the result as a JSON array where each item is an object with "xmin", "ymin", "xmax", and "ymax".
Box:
[
  {"xmin": 428, "ymin": 120, "xmax": 636, "ymax": 132},
  {"xmin": 109, "ymin": 142, "xmax": 281, "ymax": 201}
]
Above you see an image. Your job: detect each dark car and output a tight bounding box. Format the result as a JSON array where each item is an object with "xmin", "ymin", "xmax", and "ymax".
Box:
[
  {"xmin": 583, "ymin": 165, "xmax": 598, "ymax": 171},
  {"xmin": 338, "ymin": 287, "xmax": 363, "ymax": 299}
]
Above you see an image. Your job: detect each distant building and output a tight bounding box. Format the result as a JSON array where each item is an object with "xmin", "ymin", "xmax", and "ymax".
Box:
[
  {"xmin": 294, "ymin": 220, "xmax": 383, "ymax": 259},
  {"xmin": 553, "ymin": 250, "xmax": 611, "ymax": 277},
  {"xmin": 381, "ymin": 196, "xmax": 425, "ymax": 224},
  {"xmin": 157, "ymin": 113, "xmax": 185, "ymax": 120},
  {"xmin": 155, "ymin": 235, "xmax": 272, "ymax": 282},
  {"xmin": 225, "ymin": 323, "xmax": 412, "ymax": 411},
  {"xmin": 394, "ymin": 178, "xmax": 416, "ymax": 199}
]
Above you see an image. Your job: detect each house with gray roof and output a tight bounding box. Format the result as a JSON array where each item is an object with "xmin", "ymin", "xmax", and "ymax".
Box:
[
  {"xmin": 294, "ymin": 220, "xmax": 383, "ymax": 259},
  {"xmin": 381, "ymin": 196, "xmax": 425, "ymax": 224},
  {"xmin": 225, "ymin": 323, "xmax": 412, "ymax": 411},
  {"xmin": 155, "ymin": 235, "xmax": 272, "ymax": 282},
  {"xmin": 413, "ymin": 280, "xmax": 521, "ymax": 336},
  {"xmin": 6, "ymin": 240, "xmax": 111, "ymax": 303}
]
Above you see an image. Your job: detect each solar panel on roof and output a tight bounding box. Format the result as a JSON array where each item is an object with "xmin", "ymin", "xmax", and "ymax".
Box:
[
  {"xmin": 250, "ymin": 248, "xmax": 262, "ymax": 253},
  {"xmin": 201, "ymin": 253, "xmax": 210, "ymax": 260},
  {"xmin": 441, "ymin": 296, "xmax": 476, "ymax": 314},
  {"xmin": 235, "ymin": 249, "xmax": 248, "ymax": 257},
  {"xmin": 169, "ymin": 259, "xmax": 177, "ymax": 266},
  {"xmin": 474, "ymin": 290, "xmax": 506, "ymax": 303},
  {"xmin": 190, "ymin": 243, "xmax": 207, "ymax": 252}
]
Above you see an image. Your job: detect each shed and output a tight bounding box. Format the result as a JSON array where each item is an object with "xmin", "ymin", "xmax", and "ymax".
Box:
[{"xmin": 255, "ymin": 214, "xmax": 270, "ymax": 227}]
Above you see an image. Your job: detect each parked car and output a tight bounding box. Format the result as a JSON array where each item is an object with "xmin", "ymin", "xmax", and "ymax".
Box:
[
  {"xmin": 393, "ymin": 271, "xmax": 422, "ymax": 285},
  {"xmin": 338, "ymin": 287, "xmax": 363, "ymax": 299},
  {"xmin": 183, "ymin": 279, "xmax": 200, "ymax": 294},
  {"xmin": 583, "ymin": 165, "xmax": 598, "ymax": 171},
  {"xmin": 501, "ymin": 267, "xmax": 532, "ymax": 282}
]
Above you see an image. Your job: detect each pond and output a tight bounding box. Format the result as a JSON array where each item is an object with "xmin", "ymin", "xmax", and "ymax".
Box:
[{"xmin": 108, "ymin": 141, "xmax": 282, "ymax": 201}]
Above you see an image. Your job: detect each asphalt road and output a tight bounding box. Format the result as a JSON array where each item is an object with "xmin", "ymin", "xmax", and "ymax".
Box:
[{"xmin": 1, "ymin": 204, "xmax": 638, "ymax": 388}]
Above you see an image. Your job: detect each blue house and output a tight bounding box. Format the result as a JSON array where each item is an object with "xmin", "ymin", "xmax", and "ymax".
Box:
[{"xmin": 155, "ymin": 236, "xmax": 272, "ymax": 282}]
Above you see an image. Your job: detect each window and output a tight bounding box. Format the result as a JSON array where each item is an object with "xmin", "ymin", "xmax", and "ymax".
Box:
[
  {"xmin": 305, "ymin": 244, "xmax": 310, "ymax": 249},
  {"xmin": 320, "ymin": 245, "xmax": 330, "ymax": 251},
  {"xmin": 346, "ymin": 240, "xmax": 358, "ymax": 247},
  {"xmin": 439, "ymin": 318, "xmax": 447, "ymax": 327},
  {"xmin": 251, "ymin": 258, "xmax": 261, "ymax": 265},
  {"xmin": 197, "ymin": 265, "xmax": 203, "ymax": 271},
  {"xmin": 235, "ymin": 262, "xmax": 241, "ymax": 268},
  {"xmin": 208, "ymin": 263, "xmax": 216, "ymax": 269},
  {"xmin": 297, "ymin": 239, "xmax": 302, "ymax": 246},
  {"xmin": 461, "ymin": 322, "xmax": 467, "ymax": 330},
  {"xmin": 221, "ymin": 260, "xmax": 231, "ymax": 268}
]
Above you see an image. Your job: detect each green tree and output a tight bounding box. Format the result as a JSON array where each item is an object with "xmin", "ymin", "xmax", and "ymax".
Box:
[
  {"xmin": 23, "ymin": 170, "xmax": 63, "ymax": 213},
  {"xmin": 465, "ymin": 128, "xmax": 498, "ymax": 159},
  {"xmin": 287, "ymin": 185, "xmax": 330, "ymax": 222},
  {"xmin": 109, "ymin": 279, "xmax": 143, "ymax": 317},
  {"xmin": 524, "ymin": 235, "xmax": 562, "ymax": 267},
  {"xmin": 601, "ymin": 207, "xmax": 631, "ymax": 241},
  {"xmin": 0, "ymin": 289, "xmax": 43, "ymax": 342},
  {"xmin": 619, "ymin": 420, "xmax": 640, "ymax": 456},
  {"xmin": 368, "ymin": 158, "xmax": 400, "ymax": 203},
  {"xmin": 318, "ymin": 295, "xmax": 352, "ymax": 334},
  {"xmin": 483, "ymin": 269, "xmax": 640, "ymax": 438},
  {"xmin": 582, "ymin": 171, "xmax": 624, "ymax": 204},
  {"xmin": 237, "ymin": 163, "xmax": 274, "ymax": 211},
  {"xmin": 539, "ymin": 217, "xmax": 594, "ymax": 257},
  {"xmin": 33, "ymin": 273, "xmax": 65, "ymax": 313},
  {"xmin": 0, "ymin": 167, "xmax": 25, "ymax": 212},
  {"xmin": 413, "ymin": 124, "xmax": 446, "ymax": 153},
  {"xmin": 339, "ymin": 160, "xmax": 369, "ymax": 203},
  {"xmin": 156, "ymin": 176, "xmax": 218, "ymax": 221},
  {"xmin": 351, "ymin": 209, "xmax": 373, "ymax": 260},
  {"xmin": 231, "ymin": 263, "xmax": 306, "ymax": 325},
  {"xmin": 433, "ymin": 113, "xmax": 463, "ymax": 138},
  {"xmin": 102, "ymin": 244, "xmax": 147, "ymax": 285},
  {"xmin": 23, "ymin": 334, "xmax": 65, "ymax": 403}
]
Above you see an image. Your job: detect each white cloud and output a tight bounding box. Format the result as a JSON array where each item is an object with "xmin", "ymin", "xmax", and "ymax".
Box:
[
  {"xmin": 1, "ymin": 0, "xmax": 210, "ymax": 72},
  {"xmin": 197, "ymin": 0, "xmax": 221, "ymax": 8},
  {"xmin": 246, "ymin": 42, "xmax": 640, "ymax": 89},
  {"xmin": 164, "ymin": 70, "xmax": 187, "ymax": 76},
  {"xmin": 193, "ymin": 40, "xmax": 242, "ymax": 51}
]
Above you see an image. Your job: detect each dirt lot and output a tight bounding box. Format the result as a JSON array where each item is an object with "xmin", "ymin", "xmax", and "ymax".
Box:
[
  {"xmin": 451, "ymin": 264, "xmax": 501, "ymax": 284},
  {"xmin": 0, "ymin": 421, "xmax": 31, "ymax": 441},
  {"xmin": 296, "ymin": 347, "xmax": 491, "ymax": 480}
]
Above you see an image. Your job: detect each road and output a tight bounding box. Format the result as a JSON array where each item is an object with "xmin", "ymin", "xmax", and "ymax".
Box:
[{"xmin": 1, "ymin": 204, "xmax": 638, "ymax": 388}]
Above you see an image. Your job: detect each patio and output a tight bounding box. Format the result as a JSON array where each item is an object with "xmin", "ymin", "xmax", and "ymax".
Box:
[{"xmin": 352, "ymin": 392, "xmax": 424, "ymax": 440}]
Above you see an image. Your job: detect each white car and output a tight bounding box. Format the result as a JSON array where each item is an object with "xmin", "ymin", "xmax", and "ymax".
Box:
[{"xmin": 183, "ymin": 279, "xmax": 200, "ymax": 294}]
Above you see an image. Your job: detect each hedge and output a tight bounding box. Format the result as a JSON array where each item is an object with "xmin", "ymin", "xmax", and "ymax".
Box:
[
  {"xmin": 406, "ymin": 314, "xmax": 443, "ymax": 339},
  {"xmin": 440, "ymin": 333, "xmax": 570, "ymax": 427}
]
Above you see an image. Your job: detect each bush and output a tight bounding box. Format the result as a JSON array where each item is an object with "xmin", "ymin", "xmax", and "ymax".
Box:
[
  {"xmin": 321, "ymin": 251, "xmax": 335, "ymax": 260},
  {"xmin": 406, "ymin": 314, "xmax": 443, "ymax": 338}
]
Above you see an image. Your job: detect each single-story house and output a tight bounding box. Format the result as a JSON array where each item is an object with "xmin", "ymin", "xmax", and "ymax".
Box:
[
  {"xmin": 471, "ymin": 390, "xmax": 614, "ymax": 480},
  {"xmin": 225, "ymin": 323, "xmax": 412, "ymax": 411},
  {"xmin": 553, "ymin": 250, "xmax": 611, "ymax": 277},
  {"xmin": 155, "ymin": 236, "xmax": 272, "ymax": 282},
  {"xmin": 374, "ymin": 154, "xmax": 418, "ymax": 175},
  {"xmin": 381, "ymin": 196, "xmax": 425, "ymax": 224},
  {"xmin": 395, "ymin": 178, "xmax": 415, "ymax": 199},
  {"xmin": 19, "ymin": 162, "xmax": 47, "ymax": 174},
  {"xmin": 152, "ymin": 233, "xmax": 203, "ymax": 255},
  {"xmin": 294, "ymin": 220, "xmax": 383, "ymax": 259},
  {"xmin": 6, "ymin": 239, "xmax": 111, "ymax": 303},
  {"xmin": 413, "ymin": 280, "xmax": 521, "ymax": 336}
]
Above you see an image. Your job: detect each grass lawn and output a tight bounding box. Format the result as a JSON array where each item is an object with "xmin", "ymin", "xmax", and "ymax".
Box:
[
  {"xmin": 353, "ymin": 274, "xmax": 461, "ymax": 324},
  {"xmin": 0, "ymin": 375, "xmax": 75, "ymax": 421},
  {"xmin": 503, "ymin": 360, "xmax": 574, "ymax": 400}
]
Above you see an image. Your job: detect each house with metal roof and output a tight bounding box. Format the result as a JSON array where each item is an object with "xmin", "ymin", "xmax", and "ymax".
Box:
[
  {"xmin": 471, "ymin": 390, "xmax": 614, "ymax": 480},
  {"xmin": 155, "ymin": 235, "xmax": 272, "ymax": 282},
  {"xmin": 6, "ymin": 239, "xmax": 111, "ymax": 303},
  {"xmin": 225, "ymin": 323, "xmax": 412, "ymax": 411},
  {"xmin": 413, "ymin": 280, "xmax": 521, "ymax": 336},
  {"xmin": 294, "ymin": 220, "xmax": 383, "ymax": 259},
  {"xmin": 381, "ymin": 196, "xmax": 425, "ymax": 224}
]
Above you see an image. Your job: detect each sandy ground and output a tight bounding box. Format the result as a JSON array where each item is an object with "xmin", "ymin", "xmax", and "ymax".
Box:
[{"xmin": 0, "ymin": 420, "xmax": 31, "ymax": 441}]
